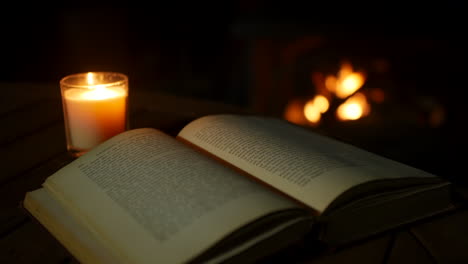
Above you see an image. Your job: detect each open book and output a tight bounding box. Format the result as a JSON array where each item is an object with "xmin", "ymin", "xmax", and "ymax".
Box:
[{"xmin": 23, "ymin": 114, "xmax": 454, "ymax": 264}]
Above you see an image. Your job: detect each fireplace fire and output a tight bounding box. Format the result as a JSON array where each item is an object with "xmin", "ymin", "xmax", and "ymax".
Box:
[
  {"xmin": 232, "ymin": 21, "xmax": 464, "ymax": 181},
  {"xmin": 284, "ymin": 61, "xmax": 379, "ymax": 126}
]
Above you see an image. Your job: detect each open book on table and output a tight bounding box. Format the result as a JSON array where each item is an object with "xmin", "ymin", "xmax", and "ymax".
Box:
[{"xmin": 23, "ymin": 114, "xmax": 454, "ymax": 264}]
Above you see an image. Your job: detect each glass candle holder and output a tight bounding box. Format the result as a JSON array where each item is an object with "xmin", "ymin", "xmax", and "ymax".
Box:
[{"xmin": 60, "ymin": 72, "xmax": 129, "ymax": 157}]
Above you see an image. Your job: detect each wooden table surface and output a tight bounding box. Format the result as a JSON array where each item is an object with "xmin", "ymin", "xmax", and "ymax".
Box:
[{"xmin": 1, "ymin": 82, "xmax": 467, "ymax": 263}]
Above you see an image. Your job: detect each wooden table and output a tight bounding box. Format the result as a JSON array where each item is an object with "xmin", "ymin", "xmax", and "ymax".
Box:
[{"xmin": 1, "ymin": 82, "xmax": 467, "ymax": 263}]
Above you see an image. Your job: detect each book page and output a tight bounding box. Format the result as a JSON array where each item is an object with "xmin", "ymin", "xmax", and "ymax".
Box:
[
  {"xmin": 24, "ymin": 188, "xmax": 123, "ymax": 264},
  {"xmin": 44, "ymin": 128, "xmax": 307, "ymax": 264},
  {"xmin": 178, "ymin": 115, "xmax": 439, "ymax": 213}
]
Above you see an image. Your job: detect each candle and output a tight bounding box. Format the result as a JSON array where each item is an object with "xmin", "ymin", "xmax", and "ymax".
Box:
[{"xmin": 60, "ymin": 72, "xmax": 129, "ymax": 157}]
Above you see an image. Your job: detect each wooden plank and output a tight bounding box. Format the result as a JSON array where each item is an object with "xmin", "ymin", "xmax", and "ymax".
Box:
[
  {"xmin": 0, "ymin": 99, "xmax": 63, "ymax": 146},
  {"xmin": 295, "ymin": 235, "xmax": 392, "ymax": 264},
  {"xmin": 129, "ymin": 89, "xmax": 251, "ymax": 120},
  {"xmin": 386, "ymin": 231, "xmax": 434, "ymax": 264},
  {"xmin": 0, "ymin": 82, "xmax": 59, "ymax": 115},
  {"xmin": 410, "ymin": 209, "xmax": 468, "ymax": 263},
  {"xmin": 129, "ymin": 90, "xmax": 252, "ymax": 136},
  {"xmin": 0, "ymin": 123, "xmax": 67, "ymax": 184},
  {"xmin": 0, "ymin": 221, "xmax": 72, "ymax": 264},
  {"xmin": 0, "ymin": 88, "xmax": 247, "ymax": 189},
  {"xmin": 0, "ymin": 153, "xmax": 73, "ymax": 236}
]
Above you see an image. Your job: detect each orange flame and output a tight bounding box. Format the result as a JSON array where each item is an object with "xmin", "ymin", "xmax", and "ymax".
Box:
[
  {"xmin": 303, "ymin": 102, "xmax": 321, "ymax": 123},
  {"xmin": 87, "ymin": 72, "xmax": 95, "ymax": 85},
  {"xmin": 313, "ymin": 95, "xmax": 329, "ymax": 113},
  {"xmin": 336, "ymin": 92, "xmax": 370, "ymax": 121},
  {"xmin": 335, "ymin": 62, "xmax": 366, "ymax": 99},
  {"xmin": 304, "ymin": 95, "xmax": 330, "ymax": 123},
  {"xmin": 336, "ymin": 72, "xmax": 365, "ymax": 98},
  {"xmin": 325, "ymin": 62, "xmax": 366, "ymax": 99},
  {"xmin": 286, "ymin": 61, "xmax": 374, "ymax": 126},
  {"xmin": 284, "ymin": 99, "xmax": 308, "ymax": 125},
  {"xmin": 325, "ymin": 75, "xmax": 337, "ymax": 93}
]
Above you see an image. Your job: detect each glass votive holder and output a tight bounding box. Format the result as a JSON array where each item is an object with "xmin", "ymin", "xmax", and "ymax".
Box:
[{"xmin": 60, "ymin": 72, "xmax": 129, "ymax": 157}]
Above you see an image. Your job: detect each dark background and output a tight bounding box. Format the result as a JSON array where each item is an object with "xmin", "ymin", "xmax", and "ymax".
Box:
[{"xmin": 1, "ymin": 4, "xmax": 466, "ymax": 184}]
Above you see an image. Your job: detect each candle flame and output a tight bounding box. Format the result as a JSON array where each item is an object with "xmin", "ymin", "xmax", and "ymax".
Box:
[
  {"xmin": 81, "ymin": 86, "xmax": 121, "ymax": 100},
  {"xmin": 87, "ymin": 72, "xmax": 95, "ymax": 86}
]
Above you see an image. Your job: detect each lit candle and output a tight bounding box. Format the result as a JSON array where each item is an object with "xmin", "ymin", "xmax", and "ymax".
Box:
[{"xmin": 60, "ymin": 72, "xmax": 129, "ymax": 157}]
